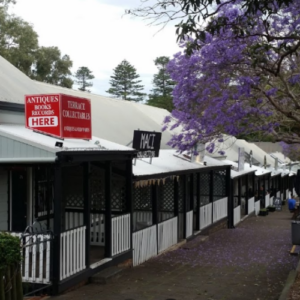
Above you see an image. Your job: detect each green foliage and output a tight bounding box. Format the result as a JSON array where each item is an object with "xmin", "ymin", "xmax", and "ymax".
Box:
[
  {"xmin": 0, "ymin": 9, "xmax": 38, "ymax": 76},
  {"xmin": 0, "ymin": 233, "xmax": 21, "ymax": 270},
  {"xmin": 74, "ymin": 66, "xmax": 94, "ymax": 92},
  {"xmin": 147, "ymin": 56, "xmax": 175, "ymax": 111},
  {"xmin": 31, "ymin": 46, "xmax": 73, "ymax": 88},
  {"xmin": 0, "ymin": 1, "xmax": 73, "ymax": 87},
  {"xmin": 107, "ymin": 59, "xmax": 145, "ymax": 102}
]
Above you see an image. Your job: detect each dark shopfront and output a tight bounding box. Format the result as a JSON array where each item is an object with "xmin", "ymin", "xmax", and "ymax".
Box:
[{"xmin": 3, "ymin": 147, "xmax": 137, "ymax": 295}]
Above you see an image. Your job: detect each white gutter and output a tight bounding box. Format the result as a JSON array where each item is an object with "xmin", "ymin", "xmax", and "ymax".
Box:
[{"xmin": 0, "ymin": 157, "xmax": 56, "ymax": 163}]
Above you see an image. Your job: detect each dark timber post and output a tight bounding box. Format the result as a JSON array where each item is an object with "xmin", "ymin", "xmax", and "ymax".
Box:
[
  {"xmin": 210, "ymin": 170, "xmax": 214, "ymax": 224},
  {"xmin": 182, "ymin": 175, "xmax": 187, "ymax": 239},
  {"xmin": 174, "ymin": 177, "xmax": 179, "ymax": 239},
  {"xmin": 125, "ymin": 159, "xmax": 133, "ymax": 250},
  {"xmin": 152, "ymin": 183, "xmax": 158, "ymax": 225},
  {"xmin": 196, "ymin": 173, "xmax": 200, "ymax": 231},
  {"xmin": 190, "ymin": 174, "xmax": 194, "ymax": 212},
  {"xmin": 245, "ymin": 174, "xmax": 249, "ymax": 215},
  {"xmin": 83, "ymin": 162, "xmax": 91, "ymax": 268},
  {"xmin": 46, "ymin": 166, "xmax": 51, "ymax": 230},
  {"xmin": 52, "ymin": 163, "xmax": 62, "ymax": 295},
  {"xmin": 238, "ymin": 177, "xmax": 241, "ymax": 209},
  {"xmin": 152, "ymin": 182, "xmax": 158, "ymax": 253},
  {"xmin": 226, "ymin": 167, "xmax": 233, "ymax": 228},
  {"xmin": 105, "ymin": 161, "xmax": 112, "ymax": 258}
]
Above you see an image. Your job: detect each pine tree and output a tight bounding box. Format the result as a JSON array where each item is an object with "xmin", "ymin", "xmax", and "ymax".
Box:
[
  {"xmin": 147, "ymin": 56, "xmax": 175, "ymax": 111},
  {"xmin": 74, "ymin": 66, "xmax": 94, "ymax": 92},
  {"xmin": 106, "ymin": 60, "xmax": 145, "ymax": 102}
]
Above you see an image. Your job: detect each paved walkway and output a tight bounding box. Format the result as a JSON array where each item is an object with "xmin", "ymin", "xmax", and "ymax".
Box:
[{"xmin": 53, "ymin": 206, "xmax": 299, "ymax": 300}]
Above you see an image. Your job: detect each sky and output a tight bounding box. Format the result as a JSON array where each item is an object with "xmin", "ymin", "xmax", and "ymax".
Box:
[{"xmin": 10, "ymin": 0, "xmax": 181, "ymax": 97}]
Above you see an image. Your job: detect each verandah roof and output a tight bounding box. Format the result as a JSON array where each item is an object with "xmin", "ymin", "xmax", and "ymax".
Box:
[{"xmin": 0, "ymin": 124, "xmax": 134, "ymax": 163}]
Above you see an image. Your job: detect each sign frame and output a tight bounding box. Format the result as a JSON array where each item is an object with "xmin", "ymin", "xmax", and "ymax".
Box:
[{"xmin": 132, "ymin": 130, "xmax": 162, "ymax": 159}]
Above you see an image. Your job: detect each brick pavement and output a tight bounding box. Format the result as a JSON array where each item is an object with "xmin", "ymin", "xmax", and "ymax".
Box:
[{"xmin": 52, "ymin": 206, "xmax": 299, "ymax": 300}]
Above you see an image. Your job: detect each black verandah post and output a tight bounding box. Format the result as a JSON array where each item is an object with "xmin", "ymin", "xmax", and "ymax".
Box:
[
  {"xmin": 210, "ymin": 171, "xmax": 214, "ymax": 224},
  {"xmin": 196, "ymin": 173, "xmax": 200, "ymax": 231},
  {"xmin": 125, "ymin": 159, "xmax": 133, "ymax": 251},
  {"xmin": 182, "ymin": 175, "xmax": 187, "ymax": 239},
  {"xmin": 52, "ymin": 163, "xmax": 62, "ymax": 295},
  {"xmin": 174, "ymin": 177, "xmax": 179, "ymax": 239},
  {"xmin": 152, "ymin": 182, "xmax": 158, "ymax": 253},
  {"xmin": 245, "ymin": 174, "xmax": 249, "ymax": 215},
  {"xmin": 83, "ymin": 162, "xmax": 91, "ymax": 268},
  {"xmin": 105, "ymin": 161, "xmax": 112, "ymax": 258},
  {"xmin": 226, "ymin": 167, "xmax": 234, "ymax": 228}
]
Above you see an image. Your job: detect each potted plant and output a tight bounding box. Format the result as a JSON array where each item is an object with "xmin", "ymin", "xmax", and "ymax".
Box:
[
  {"xmin": 259, "ymin": 208, "xmax": 269, "ymax": 216},
  {"xmin": 267, "ymin": 205, "xmax": 276, "ymax": 212}
]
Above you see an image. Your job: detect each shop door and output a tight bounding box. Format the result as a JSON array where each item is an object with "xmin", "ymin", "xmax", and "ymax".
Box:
[{"xmin": 11, "ymin": 170, "xmax": 27, "ymax": 232}]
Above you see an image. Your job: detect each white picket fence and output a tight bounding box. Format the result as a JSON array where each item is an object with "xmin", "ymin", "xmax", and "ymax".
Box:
[
  {"xmin": 200, "ymin": 203, "xmax": 212, "ymax": 230},
  {"xmin": 65, "ymin": 211, "xmax": 105, "ymax": 246},
  {"xmin": 265, "ymin": 194, "xmax": 270, "ymax": 207},
  {"xmin": 10, "ymin": 232, "xmax": 51, "ymax": 284},
  {"xmin": 157, "ymin": 217, "xmax": 178, "ymax": 253},
  {"xmin": 248, "ymin": 197, "xmax": 255, "ymax": 214},
  {"xmin": 186, "ymin": 210, "xmax": 193, "ymax": 238},
  {"xmin": 233, "ymin": 206, "xmax": 241, "ymax": 226},
  {"xmin": 60, "ymin": 226, "xmax": 86, "ymax": 280},
  {"xmin": 255, "ymin": 200, "xmax": 261, "ymax": 216},
  {"xmin": 132, "ymin": 225, "xmax": 157, "ymax": 267},
  {"xmin": 112, "ymin": 214, "xmax": 131, "ymax": 256},
  {"xmin": 213, "ymin": 197, "xmax": 228, "ymax": 223},
  {"xmin": 90, "ymin": 213, "xmax": 105, "ymax": 246},
  {"xmin": 269, "ymin": 196, "xmax": 274, "ymax": 206}
]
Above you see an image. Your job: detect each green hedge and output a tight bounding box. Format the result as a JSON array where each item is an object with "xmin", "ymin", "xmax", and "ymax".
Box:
[{"xmin": 0, "ymin": 233, "xmax": 23, "ymax": 300}]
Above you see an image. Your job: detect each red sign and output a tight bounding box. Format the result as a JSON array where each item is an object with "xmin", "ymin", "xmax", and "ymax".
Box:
[{"xmin": 25, "ymin": 94, "xmax": 92, "ymax": 139}]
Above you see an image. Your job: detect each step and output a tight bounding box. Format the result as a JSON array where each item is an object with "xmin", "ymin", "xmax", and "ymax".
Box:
[{"xmin": 90, "ymin": 266, "xmax": 125, "ymax": 284}]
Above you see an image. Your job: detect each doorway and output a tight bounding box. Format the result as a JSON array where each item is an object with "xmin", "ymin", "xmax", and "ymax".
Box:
[{"xmin": 11, "ymin": 169, "xmax": 27, "ymax": 232}]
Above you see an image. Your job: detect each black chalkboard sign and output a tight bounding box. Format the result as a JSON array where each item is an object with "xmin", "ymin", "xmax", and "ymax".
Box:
[
  {"xmin": 132, "ymin": 130, "xmax": 162, "ymax": 158},
  {"xmin": 274, "ymin": 197, "xmax": 282, "ymax": 211}
]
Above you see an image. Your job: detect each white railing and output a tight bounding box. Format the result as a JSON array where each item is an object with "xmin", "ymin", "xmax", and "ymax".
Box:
[
  {"xmin": 132, "ymin": 225, "xmax": 157, "ymax": 266},
  {"xmin": 65, "ymin": 211, "xmax": 105, "ymax": 246},
  {"xmin": 60, "ymin": 226, "xmax": 86, "ymax": 280},
  {"xmin": 269, "ymin": 196, "xmax": 274, "ymax": 206},
  {"xmin": 286, "ymin": 189, "xmax": 289, "ymax": 200},
  {"xmin": 265, "ymin": 194, "xmax": 270, "ymax": 207},
  {"xmin": 158, "ymin": 217, "xmax": 178, "ymax": 253},
  {"xmin": 90, "ymin": 213, "xmax": 105, "ymax": 246},
  {"xmin": 233, "ymin": 206, "xmax": 241, "ymax": 226},
  {"xmin": 65, "ymin": 211, "xmax": 84, "ymax": 230},
  {"xmin": 186, "ymin": 210, "xmax": 193, "ymax": 238},
  {"xmin": 281, "ymin": 192, "xmax": 284, "ymax": 200},
  {"xmin": 112, "ymin": 214, "xmax": 131, "ymax": 256},
  {"xmin": 277, "ymin": 191, "xmax": 280, "ymax": 198},
  {"xmin": 200, "ymin": 203, "xmax": 212, "ymax": 230},
  {"xmin": 255, "ymin": 200, "xmax": 260, "ymax": 216},
  {"xmin": 11, "ymin": 233, "xmax": 51, "ymax": 284},
  {"xmin": 248, "ymin": 197, "xmax": 255, "ymax": 214},
  {"xmin": 213, "ymin": 197, "xmax": 227, "ymax": 223}
]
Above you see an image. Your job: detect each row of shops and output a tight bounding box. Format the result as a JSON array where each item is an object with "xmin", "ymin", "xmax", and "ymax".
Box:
[
  {"xmin": 0, "ymin": 54, "xmax": 298, "ymax": 295},
  {"xmin": 0, "ymin": 124, "xmax": 296, "ymax": 295}
]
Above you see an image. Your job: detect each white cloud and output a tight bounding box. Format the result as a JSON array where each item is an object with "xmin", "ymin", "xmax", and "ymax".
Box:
[{"xmin": 11, "ymin": 0, "xmax": 181, "ymax": 96}]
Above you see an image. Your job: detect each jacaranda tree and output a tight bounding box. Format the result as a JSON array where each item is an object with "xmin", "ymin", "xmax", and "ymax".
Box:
[{"xmin": 160, "ymin": 1, "xmax": 300, "ymax": 154}]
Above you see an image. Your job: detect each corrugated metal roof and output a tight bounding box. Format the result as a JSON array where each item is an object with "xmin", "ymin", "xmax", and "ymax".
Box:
[
  {"xmin": 0, "ymin": 56, "xmax": 45, "ymax": 104},
  {"xmin": 0, "ymin": 55, "xmax": 175, "ymax": 148},
  {"xmin": 0, "ymin": 124, "xmax": 133, "ymax": 162}
]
